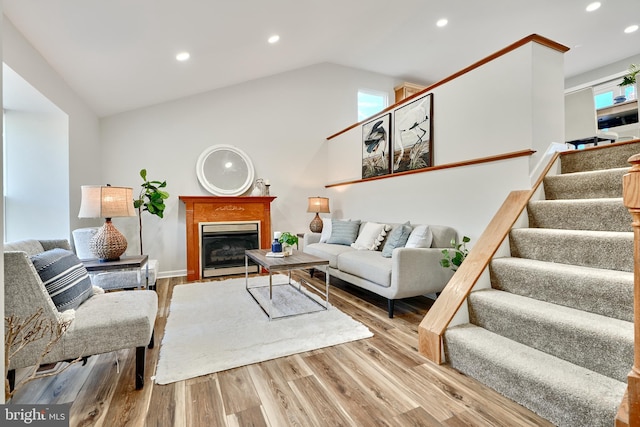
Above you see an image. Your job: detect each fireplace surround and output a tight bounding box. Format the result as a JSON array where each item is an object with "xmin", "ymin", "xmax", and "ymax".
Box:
[{"xmin": 180, "ymin": 196, "xmax": 276, "ymax": 281}]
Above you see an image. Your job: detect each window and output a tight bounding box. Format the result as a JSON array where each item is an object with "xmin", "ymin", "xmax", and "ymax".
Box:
[
  {"xmin": 593, "ymin": 78, "xmax": 637, "ymax": 109},
  {"xmin": 358, "ymin": 90, "xmax": 388, "ymax": 122}
]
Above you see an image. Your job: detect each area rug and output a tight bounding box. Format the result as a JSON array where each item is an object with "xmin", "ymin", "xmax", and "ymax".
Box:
[{"xmin": 154, "ymin": 275, "xmax": 373, "ymax": 385}]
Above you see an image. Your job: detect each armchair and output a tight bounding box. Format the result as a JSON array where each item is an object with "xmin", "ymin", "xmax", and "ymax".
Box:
[{"xmin": 4, "ymin": 239, "xmax": 158, "ymax": 390}]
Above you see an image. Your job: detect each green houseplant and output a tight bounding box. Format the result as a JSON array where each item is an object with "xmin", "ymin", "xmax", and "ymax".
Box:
[
  {"xmin": 133, "ymin": 169, "xmax": 169, "ymax": 255},
  {"xmin": 440, "ymin": 236, "xmax": 471, "ymax": 272},
  {"xmin": 279, "ymin": 232, "xmax": 299, "ymax": 255},
  {"xmin": 619, "ymin": 63, "xmax": 639, "ymax": 87}
]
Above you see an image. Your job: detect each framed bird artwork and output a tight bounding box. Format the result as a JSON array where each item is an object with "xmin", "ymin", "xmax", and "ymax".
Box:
[
  {"xmin": 362, "ymin": 113, "xmax": 391, "ymax": 179},
  {"xmin": 393, "ymin": 93, "xmax": 433, "ymax": 173}
]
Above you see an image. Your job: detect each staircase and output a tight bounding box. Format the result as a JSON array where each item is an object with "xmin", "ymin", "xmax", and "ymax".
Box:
[{"xmin": 444, "ymin": 142, "xmax": 640, "ymax": 427}]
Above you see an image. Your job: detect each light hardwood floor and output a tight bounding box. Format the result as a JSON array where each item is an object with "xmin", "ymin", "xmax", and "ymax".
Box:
[{"xmin": 11, "ymin": 272, "xmax": 553, "ymax": 426}]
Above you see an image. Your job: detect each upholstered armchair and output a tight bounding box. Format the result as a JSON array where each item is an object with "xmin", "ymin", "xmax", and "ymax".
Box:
[
  {"xmin": 72, "ymin": 227, "xmax": 159, "ymax": 291},
  {"xmin": 4, "ymin": 239, "xmax": 158, "ymax": 390}
]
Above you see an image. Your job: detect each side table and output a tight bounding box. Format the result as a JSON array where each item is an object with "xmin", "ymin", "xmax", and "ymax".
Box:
[{"xmin": 81, "ymin": 255, "xmax": 153, "ymax": 291}]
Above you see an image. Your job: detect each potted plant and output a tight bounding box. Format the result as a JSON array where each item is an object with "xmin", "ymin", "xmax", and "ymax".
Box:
[
  {"xmin": 279, "ymin": 232, "xmax": 299, "ymax": 256},
  {"xmin": 133, "ymin": 169, "xmax": 169, "ymax": 255},
  {"xmin": 440, "ymin": 236, "xmax": 470, "ymax": 272},
  {"xmin": 619, "ymin": 63, "xmax": 639, "ymax": 87}
]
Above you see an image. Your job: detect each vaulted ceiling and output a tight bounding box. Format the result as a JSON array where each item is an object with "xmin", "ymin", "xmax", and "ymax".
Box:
[{"xmin": 4, "ymin": 0, "xmax": 640, "ymax": 117}]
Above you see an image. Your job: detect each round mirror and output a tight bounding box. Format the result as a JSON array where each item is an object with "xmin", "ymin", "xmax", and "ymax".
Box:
[{"xmin": 196, "ymin": 145, "xmax": 255, "ymax": 196}]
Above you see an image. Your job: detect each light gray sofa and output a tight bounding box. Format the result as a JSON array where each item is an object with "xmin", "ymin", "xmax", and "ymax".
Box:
[
  {"xmin": 4, "ymin": 239, "xmax": 158, "ymax": 390},
  {"xmin": 304, "ymin": 222, "xmax": 457, "ymax": 317}
]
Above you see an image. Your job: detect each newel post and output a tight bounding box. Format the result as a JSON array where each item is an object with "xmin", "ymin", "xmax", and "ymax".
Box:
[{"xmin": 623, "ymin": 153, "xmax": 640, "ymax": 426}]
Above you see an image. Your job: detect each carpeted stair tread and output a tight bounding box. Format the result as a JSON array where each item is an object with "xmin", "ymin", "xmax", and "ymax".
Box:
[
  {"xmin": 444, "ymin": 324, "xmax": 627, "ymax": 427},
  {"xmin": 560, "ymin": 141, "xmax": 640, "ymax": 174},
  {"xmin": 509, "ymin": 228, "xmax": 633, "ymax": 272},
  {"xmin": 468, "ymin": 288, "xmax": 633, "ymax": 382},
  {"xmin": 490, "ymin": 257, "xmax": 633, "ymax": 321},
  {"xmin": 528, "ymin": 198, "xmax": 630, "ymax": 232},
  {"xmin": 543, "ymin": 167, "xmax": 628, "ymax": 200}
]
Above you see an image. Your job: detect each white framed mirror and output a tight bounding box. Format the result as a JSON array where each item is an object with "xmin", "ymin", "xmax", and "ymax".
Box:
[{"xmin": 196, "ymin": 144, "xmax": 255, "ymax": 196}]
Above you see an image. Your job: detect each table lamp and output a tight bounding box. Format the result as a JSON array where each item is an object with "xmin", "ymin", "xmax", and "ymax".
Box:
[
  {"xmin": 307, "ymin": 196, "xmax": 330, "ymax": 233},
  {"xmin": 78, "ymin": 184, "xmax": 136, "ymax": 261}
]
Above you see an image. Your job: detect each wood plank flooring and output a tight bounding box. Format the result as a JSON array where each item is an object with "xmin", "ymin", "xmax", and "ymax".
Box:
[{"xmin": 11, "ymin": 272, "xmax": 553, "ymax": 426}]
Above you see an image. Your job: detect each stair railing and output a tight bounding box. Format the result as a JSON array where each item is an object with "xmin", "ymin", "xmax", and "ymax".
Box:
[
  {"xmin": 620, "ymin": 153, "xmax": 640, "ymax": 426},
  {"xmin": 418, "ymin": 151, "xmax": 561, "ymax": 363}
]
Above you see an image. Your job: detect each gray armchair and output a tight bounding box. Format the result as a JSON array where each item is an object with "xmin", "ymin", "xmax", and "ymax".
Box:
[{"xmin": 4, "ymin": 239, "xmax": 158, "ymax": 390}]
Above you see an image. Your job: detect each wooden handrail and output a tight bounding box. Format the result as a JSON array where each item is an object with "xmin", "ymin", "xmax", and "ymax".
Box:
[
  {"xmin": 327, "ymin": 34, "xmax": 569, "ymax": 141},
  {"xmin": 326, "ymin": 149, "xmax": 535, "ymax": 188},
  {"xmin": 418, "ymin": 151, "xmax": 560, "ymax": 363},
  {"xmin": 620, "ymin": 154, "xmax": 640, "ymax": 426}
]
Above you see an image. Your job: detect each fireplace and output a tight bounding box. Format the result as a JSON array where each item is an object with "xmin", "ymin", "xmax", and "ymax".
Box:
[
  {"xmin": 180, "ymin": 196, "xmax": 276, "ymax": 281},
  {"xmin": 200, "ymin": 222, "xmax": 260, "ymax": 277}
]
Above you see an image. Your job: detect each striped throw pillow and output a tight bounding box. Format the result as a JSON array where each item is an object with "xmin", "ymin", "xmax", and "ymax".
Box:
[
  {"xmin": 326, "ymin": 220, "xmax": 361, "ymax": 246},
  {"xmin": 31, "ymin": 248, "xmax": 93, "ymax": 312}
]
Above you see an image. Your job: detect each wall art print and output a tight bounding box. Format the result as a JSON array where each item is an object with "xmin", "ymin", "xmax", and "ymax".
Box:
[
  {"xmin": 393, "ymin": 93, "xmax": 433, "ymax": 173},
  {"xmin": 362, "ymin": 113, "xmax": 391, "ymax": 179}
]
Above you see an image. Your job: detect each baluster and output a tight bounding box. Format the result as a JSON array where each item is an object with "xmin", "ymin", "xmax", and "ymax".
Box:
[{"xmin": 622, "ymin": 153, "xmax": 640, "ymax": 426}]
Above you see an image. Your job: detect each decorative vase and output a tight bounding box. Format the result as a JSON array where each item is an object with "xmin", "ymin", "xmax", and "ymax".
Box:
[{"xmin": 283, "ymin": 244, "xmax": 293, "ymax": 256}]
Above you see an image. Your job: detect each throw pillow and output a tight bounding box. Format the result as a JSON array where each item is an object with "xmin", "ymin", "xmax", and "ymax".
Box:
[
  {"xmin": 319, "ymin": 217, "xmax": 332, "ymax": 243},
  {"xmin": 405, "ymin": 225, "xmax": 433, "ymax": 248},
  {"xmin": 351, "ymin": 222, "xmax": 391, "ymax": 250},
  {"xmin": 326, "ymin": 219, "xmax": 361, "ymax": 246},
  {"xmin": 31, "ymin": 248, "xmax": 94, "ymax": 312},
  {"xmin": 381, "ymin": 222, "xmax": 413, "ymax": 258}
]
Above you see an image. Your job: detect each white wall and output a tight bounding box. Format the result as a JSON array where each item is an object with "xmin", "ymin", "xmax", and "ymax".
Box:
[
  {"xmin": 3, "ymin": 17, "xmax": 103, "ymax": 238},
  {"xmin": 100, "ymin": 63, "xmax": 399, "ymax": 276},
  {"xmin": 326, "ymin": 40, "xmax": 565, "ymax": 246},
  {"xmin": 4, "ymin": 110, "xmax": 69, "ymax": 241}
]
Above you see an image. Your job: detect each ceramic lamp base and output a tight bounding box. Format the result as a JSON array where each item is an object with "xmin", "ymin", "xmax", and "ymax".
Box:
[
  {"xmin": 89, "ymin": 219, "xmax": 128, "ymax": 261},
  {"xmin": 309, "ymin": 213, "xmax": 323, "ymax": 233}
]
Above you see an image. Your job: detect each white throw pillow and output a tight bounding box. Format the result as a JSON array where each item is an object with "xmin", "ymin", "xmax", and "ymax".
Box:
[
  {"xmin": 319, "ymin": 218, "xmax": 332, "ymax": 243},
  {"xmin": 405, "ymin": 225, "xmax": 433, "ymax": 248},
  {"xmin": 351, "ymin": 222, "xmax": 391, "ymax": 250}
]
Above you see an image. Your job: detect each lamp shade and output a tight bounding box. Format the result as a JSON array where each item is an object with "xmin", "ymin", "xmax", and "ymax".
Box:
[
  {"xmin": 78, "ymin": 185, "xmax": 136, "ymax": 219},
  {"xmin": 307, "ymin": 197, "xmax": 330, "ymax": 214},
  {"xmin": 78, "ymin": 185, "xmax": 135, "ymax": 261}
]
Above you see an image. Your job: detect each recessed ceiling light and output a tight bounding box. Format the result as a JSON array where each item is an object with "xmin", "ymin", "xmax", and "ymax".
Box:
[
  {"xmin": 624, "ymin": 24, "xmax": 639, "ymax": 33},
  {"xmin": 586, "ymin": 2, "xmax": 601, "ymax": 12},
  {"xmin": 268, "ymin": 35, "xmax": 280, "ymax": 44},
  {"xmin": 176, "ymin": 52, "xmax": 190, "ymax": 61},
  {"xmin": 436, "ymin": 18, "xmax": 448, "ymax": 27}
]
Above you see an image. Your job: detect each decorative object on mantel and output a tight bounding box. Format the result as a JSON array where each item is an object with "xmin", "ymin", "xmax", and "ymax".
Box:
[
  {"xmin": 133, "ymin": 169, "xmax": 169, "ymax": 255},
  {"xmin": 307, "ymin": 196, "xmax": 330, "ymax": 232},
  {"xmin": 196, "ymin": 144, "xmax": 255, "ymax": 196},
  {"xmin": 393, "ymin": 93, "xmax": 433, "ymax": 173},
  {"xmin": 78, "ymin": 184, "xmax": 136, "ymax": 261},
  {"xmin": 251, "ymin": 178, "xmax": 265, "ymax": 196},
  {"xmin": 362, "ymin": 114, "xmax": 391, "ymax": 179}
]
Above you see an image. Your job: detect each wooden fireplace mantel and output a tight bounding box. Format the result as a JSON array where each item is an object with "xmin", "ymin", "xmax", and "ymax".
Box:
[{"xmin": 180, "ymin": 196, "xmax": 277, "ymax": 281}]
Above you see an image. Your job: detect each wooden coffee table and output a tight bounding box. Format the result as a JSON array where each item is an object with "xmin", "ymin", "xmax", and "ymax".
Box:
[{"xmin": 244, "ymin": 249, "xmax": 330, "ymax": 320}]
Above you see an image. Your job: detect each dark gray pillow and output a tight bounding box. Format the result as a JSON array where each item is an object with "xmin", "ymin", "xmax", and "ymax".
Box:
[
  {"xmin": 327, "ymin": 220, "xmax": 361, "ymax": 245},
  {"xmin": 382, "ymin": 222, "xmax": 413, "ymax": 258},
  {"xmin": 31, "ymin": 248, "xmax": 93, "ymax": 312}
]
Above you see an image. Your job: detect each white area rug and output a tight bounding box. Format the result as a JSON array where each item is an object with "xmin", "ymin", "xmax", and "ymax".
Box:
[{"xmin": 154, "ymin": 275, "xmax": 373, "ymax": 385}]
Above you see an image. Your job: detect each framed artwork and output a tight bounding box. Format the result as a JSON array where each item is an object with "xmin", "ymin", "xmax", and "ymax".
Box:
[
  {"xmin": 362, "ymin": 114, "xmax": 391, "ymax": 179},
  {"xmin": 393, "ymin": 93, "xmax": 433, "ymax": 173}
]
